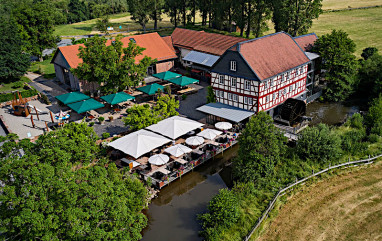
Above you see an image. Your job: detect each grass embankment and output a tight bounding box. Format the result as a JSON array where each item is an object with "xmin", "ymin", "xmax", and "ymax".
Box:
[
  {"xmin": 55, "ymin": 12, "xmax": 202, "ymax": 36},
  {"xmin": 257, "ymin": 160, "xmax": 382, "ymax": 241},
  {"xmin": 28, "ymin": 58, "xmax": 56, "ymax": 79}
]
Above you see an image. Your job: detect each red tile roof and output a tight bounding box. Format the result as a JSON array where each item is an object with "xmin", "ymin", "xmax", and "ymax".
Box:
[
  {"xmin": 56, "ymin": 32, "xmax": 177, "ymax": 69},
  {"xmin": 162, "ymin": 36, "xmax": 176, "ymax": 52},
  {"xmin": 238, "ymin": 32, "xmax": 310, "ymax": 80},
  {"xmin": 171, "ymin": 28, "xmax": 246, "ymax": 56},
  {"xmin": 293, "ymin": 33, "xmax": 318, "ymax": 51}
]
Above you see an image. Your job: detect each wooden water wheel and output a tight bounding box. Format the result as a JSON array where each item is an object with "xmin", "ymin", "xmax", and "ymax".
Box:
[{"xmin": 280, "ymin": 98, "xmax": 306, "ymax": 125}]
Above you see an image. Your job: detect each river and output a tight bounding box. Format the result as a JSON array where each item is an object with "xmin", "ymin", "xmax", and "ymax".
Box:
[{"xmin": 142, "ymin": 101, "xmax": 360, "ymax": 241}]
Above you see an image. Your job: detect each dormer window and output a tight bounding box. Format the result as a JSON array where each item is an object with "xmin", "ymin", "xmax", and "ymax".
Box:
[{"xmin": 230, "ymin": 61, "xmax": 237, "ymax": 71}]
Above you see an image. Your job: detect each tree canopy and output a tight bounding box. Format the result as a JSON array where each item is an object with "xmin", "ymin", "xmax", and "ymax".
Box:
[
  {"xmin": 357, "ymin": 52, "xmax": 382, "ymax": 101},
  {"xmin": 365, "ymin": 95, "xmax": 382, "ymax": 136},
  {"xmin": 233, "ymin": 111, "xmax": 287, "ymax": 183},
  {"xmin": 73, "ymin": 35, "xmax": 154, "ymax": 94},
  {"xmin": 312, "ymin": 30, "xmax": 358, "ymax": 101}
]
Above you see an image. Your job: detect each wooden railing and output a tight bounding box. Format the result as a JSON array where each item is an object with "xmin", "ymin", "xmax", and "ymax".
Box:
[{"xmin": 244, "ymin": 153, "xmax": 382, "ymax": 241}]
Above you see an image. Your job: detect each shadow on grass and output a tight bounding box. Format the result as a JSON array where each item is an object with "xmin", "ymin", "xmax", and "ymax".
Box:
[{"xmin": 73, "ymin": 26, "xmax": 94, "ymax": 32}]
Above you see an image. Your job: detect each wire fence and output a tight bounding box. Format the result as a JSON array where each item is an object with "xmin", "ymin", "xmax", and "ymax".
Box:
[{"xmin": 244, "ymin": 153, "xmax": 382, "ymax": 241}]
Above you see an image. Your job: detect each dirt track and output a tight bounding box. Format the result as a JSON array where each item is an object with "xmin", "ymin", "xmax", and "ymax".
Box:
[{"xmin": 257, "ymin": 161, "xmax": 382, "ymax": 241}]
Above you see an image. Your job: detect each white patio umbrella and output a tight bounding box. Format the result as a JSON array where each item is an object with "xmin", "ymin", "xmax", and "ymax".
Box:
[
  {"xmin": 148, "ymin": 154, "xmax": 170, "ymax": 165},
  {"xmin": 185, "ymin": 136, "xmax": 204, "ymax": 146},
  {"xmin": 165, "ymin": 144, "xmax": 192, "ymax": 157},
  {"xmin": 197, "ymin": 128, "xmax": 222, "ymax": 140},
  {"xmin": 215, "ymin": 122, "xmax": 232, "ymax": 130}
]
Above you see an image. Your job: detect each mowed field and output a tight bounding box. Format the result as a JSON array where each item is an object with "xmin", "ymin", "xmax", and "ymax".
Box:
[
  {"xmin": 256, "ymin": 161, "xmax": 382, "ymax": 241},
  {"xmin": 322, "ymin": 0, "xmax": 382, "ymax": 10}
]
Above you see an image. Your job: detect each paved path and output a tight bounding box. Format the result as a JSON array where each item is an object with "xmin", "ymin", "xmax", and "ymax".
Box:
[
  {"xmin": 93, "ymin": 119, "xmax": 130, "ymax": 137},
  {"xmin": 25, "ymin": 72, "xmax": 68, "ymax": 103},
  {"xmin": 178, "ymin": 82, "xmax": 208, "ymax": 121}
]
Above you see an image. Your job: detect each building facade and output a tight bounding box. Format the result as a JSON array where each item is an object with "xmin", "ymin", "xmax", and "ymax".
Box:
[{"xmin": 210, "ymin": 32, "xmax": 311, "ymax": 116}]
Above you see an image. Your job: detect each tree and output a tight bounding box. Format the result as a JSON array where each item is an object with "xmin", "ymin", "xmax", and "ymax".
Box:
[
  {"xmin": 206, "ymin": 86, "xmax": 216, "ymax": 103},
  {"xmin": 297, "ymin": 123, "xmax": 341, "ymax": 163},
  {"xmin": 198, "ymin": 189, "xmax": 239, "ymax": 240},
  {"xmin": 0, "ymin": 6, "xmax": 30, "ymax": 82},
  {"xmin": 232, "ymin": 0, "xmax": 247, "ymax": 37},
  {"xmin": 67, "ymin": 0, "xmax": 89, "ymax": 23},
  {"xmin": 272, "ymin": 0, "xmax": 323, "ymax": 37},
  {"xmin": 149, "ymin": 0, "xmax": 165, "ymax": 30},
  {"xmin": 123, "ymin": 104, "xmax": 159, "ymax": 131},
  {"xmin": 250, "ymin": 0, "xmax": 272, "ymax": 38},
  {"xmin": 165, "ymin": 0, "xmax": 180, "ymax": 27},
  {"xmin": 153, "ymin": 94, "xmax": 180, "ymax": 119},
  {"xmin": 0, "ymin": 158, "xmax": 148, "ymax": 240},
  {"xmin": 312, "ymin": 30, "xmax": 359, "ymax": 101},
  {"xmin": 73, "ymin": 35, "xmax": 154, "ymax": 94},
  {"xmin": 361, "ymin": 47, "xmax": 378, "ymax": 60},
  {"xmin": 128, "ymin": 0, "xmax": 152, "ymax": 32},
  {"xmin": 11, "ymin": 0, "xmax": 58, "ymax": 61},
  {"xmin": 357, "ymin": 53, "xmax": 382, "ymax": 100},
  {"xmin": 233, "ymin": 112, "xmax": 287, "ymax": 182},
  {"xmin": 95, "ymin": 15, "xmax": 110, "ymax": 33},
  {"xmin": 365, "ymin": 95, "xmax": 382, "ymax": 136}
]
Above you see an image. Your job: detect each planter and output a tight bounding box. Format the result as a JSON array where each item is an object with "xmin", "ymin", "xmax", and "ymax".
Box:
[{"xmin": 159, "ymin": 181, "xmax": 165, "ymax": 188}]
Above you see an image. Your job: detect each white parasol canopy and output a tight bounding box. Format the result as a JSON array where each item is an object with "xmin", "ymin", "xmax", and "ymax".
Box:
[
  {"xmin": 148, "ymin": 154, "xmax": 170, "ymax": 165},
  {"xmin": 146, "ymin": 116, "xmax": 204, "ymax": 139},
  {"xmin": 108, "ymin": 129, "xmax": 171, "ymax": 159},
  {"xmin": 164, "ymin": 144, "xmax": 192, "ymax": 157},
  {"xmin": 185, "ymin": 136, "xmax": 204, "ymax": 146},
  {"xmin": 197, "ymin": 128, "xmax": 222, "ymax": 140},
  {"xmin": 215, "ymin": 122, "xmax": 232, "ymax": 130}
]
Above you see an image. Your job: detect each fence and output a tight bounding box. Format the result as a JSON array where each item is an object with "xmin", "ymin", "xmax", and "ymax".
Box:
[{"xmin": 244, "ymin": 153, "xmax": 382, "ymax": 241}]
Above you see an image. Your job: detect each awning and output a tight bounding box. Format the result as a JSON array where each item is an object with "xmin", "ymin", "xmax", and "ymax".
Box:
[
  {"xmin": 167, "ymin": 76, "xmax": 199, "ymax": 87},
  {"xmin": 67, "ymin": 98, "xmax": 105, "ymax": 114},
  {"xmin": 305, "ymin": 51, "xmax": 320, "ymax": 60},
  {"xmin": 196, "ymin": 102, "xmax": 255, "ymax": 123},
  {"xmin": 101, "ymin": 92, "xmax": 135, "ymax": 105},
  {"xmin": 55, "ymin": 92, "xmax": 90, "ymax": 105},
  {"xmin": 183, "ymin": 51, "xmax": 220, "ymax": 67},
  {"xmin": 137, "ymin": 83, "xmax": 164, "ymax": 95},
  {"xmin": 108, "ymin": 129, "xmax": 172, "ymax": 159},
  {"xmin": 153, "ymin": 71, "xmax": 181, "ymax": 80},
  {"xmin": 146, "ymin": 116, "xmax": 204, "ymax": 140}
]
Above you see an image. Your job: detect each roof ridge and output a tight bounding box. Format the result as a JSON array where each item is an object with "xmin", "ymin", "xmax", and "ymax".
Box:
[
  {"xmin": 238, "ymin": 32, "xmax": 285, "ymax": 48},
  {"xmin": 293, "ymin": 32, "xmax": 318, "ymax": 39}
]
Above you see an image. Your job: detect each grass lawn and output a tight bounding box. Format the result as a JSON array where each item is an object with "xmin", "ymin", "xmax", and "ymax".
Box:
[
  {"xmin": 322, "ymin": 0, "xmax": 382, "ymax": 10},
  {"xmin": 29, "ymin": 58, "xmax": 56, "ymax": 79},
  {"xmin": 0, "ymin": 77, "xmax": 31, "ymax": 93},
  {"xmin": 256, "ymin": 159, "xmax": 382, "ymax": 241},
  {"xmin": 310, "ymin": 7, "xmax": 382, "ymax": 57}
]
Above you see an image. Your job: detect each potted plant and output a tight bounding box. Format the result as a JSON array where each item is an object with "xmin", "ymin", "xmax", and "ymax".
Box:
[
  {"xmin": 108, "ymin": 116, "xmax": 114, "ymax": 122},
  {"xmin": 98, "ymin": 116, "xmax": 105, "ymax": 124}
]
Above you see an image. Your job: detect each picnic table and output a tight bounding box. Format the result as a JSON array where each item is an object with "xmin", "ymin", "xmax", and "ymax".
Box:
[{"xmin": 177, "ymin": 87, "xmax": 196, "ymax": 95}]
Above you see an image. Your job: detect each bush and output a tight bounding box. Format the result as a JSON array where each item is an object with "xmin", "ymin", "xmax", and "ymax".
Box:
[
  {"xmin": 345, "ymin": 113, "xmax": 364, "ymax": 129},
  {"xmin": 368, "ymin": 134, "xmax": 380, "ymax": 143},
  {"xmin": 40, "ymin": 92, "xmax": 51, "ymax": 104},
  {"xmin": 102, "ymin": 132, "xmax": 110, "ymax": 139},
  {"xmin": 12, "ymin": 81, "xmax": 24, "ymax": 89},
  {"xmin": 365, "ymin": 96, "xmax": 382, "ymax": 136},
  {"xmin": 182, "ymin": 94, "xmax": 187, "ymax": 100},
  {"xmin": 98, "ymin": 116, "xmax": 105, "ymax": 123},
  {"xmin": 341, "ymin": 129, "xmax": 367, "ymax": 155},
  {"xmin": 0, "ymin": 88, "xmax": 38, "ymax": 103},
  {"xmin": 89, "ymin": 122, "xmax": 95, "ymax": 127}
]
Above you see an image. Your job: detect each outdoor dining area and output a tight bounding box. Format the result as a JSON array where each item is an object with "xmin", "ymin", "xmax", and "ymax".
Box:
[{"xmin": 107, "ymin": 115, "xmax": 239, "ymax": 189}]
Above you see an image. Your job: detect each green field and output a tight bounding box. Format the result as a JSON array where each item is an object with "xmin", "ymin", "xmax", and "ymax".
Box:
[
  {"xmin": 322, "ymin": 0, "xmax": 382, "ymax": 10},
  {"xmin": 310, "ymin": 7, "xmax": 382, "ymax": 57}
]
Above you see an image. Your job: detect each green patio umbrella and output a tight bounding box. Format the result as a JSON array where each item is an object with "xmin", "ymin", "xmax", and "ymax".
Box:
[
  {"xmin": 68, "ymin": 98, "xmax": 105, "ymax": 114},
  {"xmin": 101, "ymin": 92, "xmax": 135, "ymax": 105},
  {"xmin": 137, "ymin": 83, "xmax": 164, "ymax": 96},
  {"xmin": 55, "ymin": 92, "xmax": 90, "ymax": 105},
  {"xmin": 168, "ymin": 76, "xmax": 199, "ymax": 87},
  {"xmin": 152, "ymin": 71, "xmax": 181, "ymax": 80}
]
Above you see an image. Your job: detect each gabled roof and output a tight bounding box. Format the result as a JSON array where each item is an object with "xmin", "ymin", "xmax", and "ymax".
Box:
[
  {"xmin": 54, "ymin": 32, "xmax": 177, "ymax": 69},
  {"xmin": 235, "ymin": 32, "xmax": 310, "ymax": 81},
  {"xmin": 162, "ymin": 36, "xmax": 176, "ymax": 52},
  {"xmin": 293, "ymin": 33, "xmax": 318, "ymax": 51},
  {"xmin": 171, "ymin": 28, "xmax": 246, "ymax": 56}
]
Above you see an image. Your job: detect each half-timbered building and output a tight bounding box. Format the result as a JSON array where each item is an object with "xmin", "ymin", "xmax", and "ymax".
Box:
[{"xmin": 206, "ymin": 32, "xmax": 311, "ymax": 118}]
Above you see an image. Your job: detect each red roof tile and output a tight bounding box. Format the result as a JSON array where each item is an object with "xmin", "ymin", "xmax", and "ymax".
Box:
[
  {"xmin": 162, "ymin": 36, "xmax": 175, "ymax": 52},
  {"xmin": 171, "ymin": 28, "xmax": 246, "ymax": 56},
  {"xmin": 293, "ymin": 33, "xmax": 318, "ymax": 51},
  {"xmin": 57, "ymin": 32, "xmax": 177, "ymax": 69},
  {"xmin": 238, "ymin": 32, "xmax": 310, "ymax": 80}
]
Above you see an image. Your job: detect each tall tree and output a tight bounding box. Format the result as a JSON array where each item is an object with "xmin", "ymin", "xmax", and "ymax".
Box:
[
  {"xmin": 123, "ymin": 104, "xmax": 159, "ymax": 130},
  {"xmin": 95, "ymin": 15, "xmax": 110, "ymax": 33},
  {"xmin": 67, "ymin": 0, "xmax": 89, "ymax": 23},
  {"xmin": 0, "ymin": 5, "xmax": 30, "ymax": 82},
  {"xmin": 153, "ymin": 94, "xmax": 180, "ymax": 119},
  {"xmin": 312, "ymin": 30, "xmax": 359, "ymax": 101},
  {"xmin": 11, "ymin": 0, "xmax": 58, "ymax": 61},
  {"xmin": 128, "ymin": 0, "xmax": 152, "ymax": 32},
  {"xmin": 73, "ymin": 35, "xmax": 154, "ymax": 94},
  {"xmin": 232, "ymin": 0, "xmax": 247, "ymax": 36},
  {"xmin": 357, "ymin": 52, "xmax": 382, "ymax": 100},
  {"xmin": 149, "ymin": 0, "xmax": 165, "ymax": 30},
  {"xmin": 366, "ymin": 95, "xmax": 382, "ymax": 136},
  {"xmin": 272, "ymin": 0, "xmax": 322, "ymax": 37},
  {"xmin": 165, "ymin": 0, "xmax": 179, "ymax": 27},
  {"xmin": 250, "ymin": 0, "xmax": 272, "ymax": 38},
  {"xmin": 233, "ymin": 112, "xmax": 287, "ymax": 182}
]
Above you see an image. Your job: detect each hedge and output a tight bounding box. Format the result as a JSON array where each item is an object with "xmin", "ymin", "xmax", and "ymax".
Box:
[{"xmin": 0, "ymin": 88, "xmax": 39, "ymax": 103}]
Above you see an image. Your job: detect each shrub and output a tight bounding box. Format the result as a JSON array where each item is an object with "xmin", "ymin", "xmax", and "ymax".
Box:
[
  {"xmin": 89, "ymin": 122, "xmax": 95, "ymax": 127},
  {"xmin": 182, "ymin": 94, "xmax": 187, "ymax": 100},
  {"xmin": 366, "ymin": 96, "xmax": 382, "ymax": 136},
  {"xmin": 98, "ymin": 116, "xmax": 105, "ymax": 123},
  {"xmin": 0, "ymin": 88, "xmax": 38, "ymax": 103},
  {"xmin": 12, "ymin": 81, "xmax": 24, "ymax": 89},
  {"xmin": 368, "ymin": 134, "xmax": 380, "ymax": 143},
  {"xmin": 341, "ymin": 129, "xmax": 367, "ymax": 155},
  {"xmin": 345, "ymin": 113, "xmax": 364, "ymax": 129},
  {"xmin": 102, "ymin": 132, "xmax": 110, "ymax": 139},
  {"xmin": 40, "ymin": 92, "xmax": 51, "ymax": 104}
]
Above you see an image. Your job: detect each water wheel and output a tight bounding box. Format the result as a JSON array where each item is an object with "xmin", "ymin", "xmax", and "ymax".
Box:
[{"xmin": 280, "ymin": 99, "xmax": 306, "ymax": 125}]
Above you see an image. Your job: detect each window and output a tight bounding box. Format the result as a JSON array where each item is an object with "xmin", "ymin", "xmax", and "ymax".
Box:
[
  {"xmin": 230, "ymin": 61, "xmax": 237, "ymax": 71},
  {"xmin": 248, "ymin": 98, "xmax": 253, "ymax": 105},
  {"xmin": 270, "ymin": 79, "xmax": 274, "ymax": 87},
  {"xmin": 296, "ymin": 68, "xmax": 300, "ymax": 76},
  {"xmin": 244, "ymin": 80, "xmax": 250, "ymax": 90},
  {"xmin": 289, "ymin": 85, "xmax": 292, "ymax": 92},
  {"xmin": 220, "ymin": 91, "xmax": 224, "ymax": 98},
  {"xmin": 286, "ymin": 72, "xmax": 290, "ymax": 81},
  {"xmin": 282, "ymin": 74, "xmax": 286, "ymax": 82},
  {"xmin": 219, "ymin": 75, "xmax": 224, "ymax": 84},
  {"xmin": 231, "ymin": 77, "xmax": 237, "ymax": 87},
  {"xmin": 266, "ymin": 96, "xmax": 269, "ymax": 103},
  {"xmin": 233, "ymin": 94, "xmax": 238, "ymax": 101},
  {"xmin": 283, "ymin": 89, "xmax": 286, "ymax": 95},
  {"xmin": 273, "ymin": 93, "xmax": 276, "ymax": 100},
  {"xmin": 228, "ymin": 93, "xmax": 232, "ymax": 100},
  {"xmin": 244, "ymin": 96, "xmax": 248, "ymax": 104},
  {"xmin": 264, "ymin": 82, "xmax": 268, "ymax": 90}
]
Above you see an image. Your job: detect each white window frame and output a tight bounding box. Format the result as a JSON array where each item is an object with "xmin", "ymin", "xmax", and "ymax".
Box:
[
  {"xmin": 228, "ymin": 93, "xmax": 232, "ymax": 100},
  {"xmin": 220, "ymin": 90, "xmax": 224, "ymax": 98},
  {"xmin": 296, "ymin": 68, "xmax": 300, "ymax": 76},
  {"xmin": 248, "ymin": 98, "xmax": 253, "ymax": 105},
  {"xmin": 244, "ymin": 96, "xmax": 248, "ymax": 104},
  {"xmin": 230, "ymin": 61, "xmax": 237, "ymax": 71},
  {"xmin": 264, "ymin": 82, "xmax": 268, "ymax": 90},
  {"xmin": 231, "ymin": 77, "xmax": 237, "ymax": 87},
  {"xmin": 289, "ymin": 85, "xmax": 292, "ymax": 92},
  {"xmin": 272, "ymin": 93, "xmax": 276, "ymax": 100},
  {"xmin": 286, "ymin": 72, "xmax": 290, "ymax": 81},
  {"xmin": 219, "ymin": 75, "xmax": 224, "ymax": 84},
  {"xmin": 266, "ymin": 96, "xmax": 269, "ymax": 103},
  {"xmin": 233, "ymin": 94, "xmax": 238, "ymax": 101},
  {"xmin": 270, "ymin": 79, "xmax": 274, "ymax": 87},
  {"xmin": 244, "ymin": 80, "xmax": 250, "ymax": 90}
]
